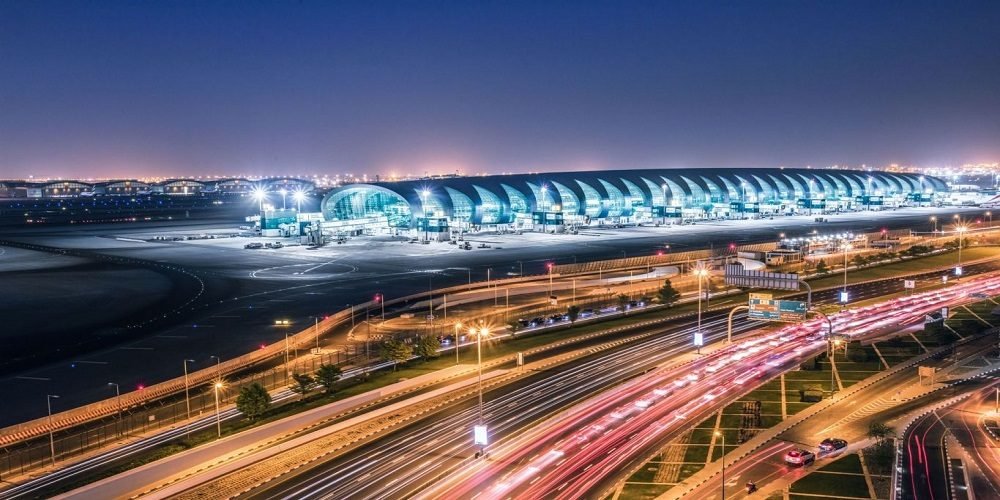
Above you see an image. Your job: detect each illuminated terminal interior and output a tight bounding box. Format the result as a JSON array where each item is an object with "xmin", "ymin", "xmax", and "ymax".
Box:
[{"xmin": 318, "ymin": 168, "xmax": 945, "ymax": 236}]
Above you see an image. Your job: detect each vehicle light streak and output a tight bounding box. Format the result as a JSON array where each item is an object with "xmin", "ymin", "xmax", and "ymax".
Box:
[{"xmin": 440, "ymin": 274, "xmax": 1000, "ymax": 499}]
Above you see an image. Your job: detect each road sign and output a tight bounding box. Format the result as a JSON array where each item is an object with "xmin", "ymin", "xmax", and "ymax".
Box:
[
  {"xmin": 942, "ymin": 275, "xmax": 949, "ymax": 284},
  {"xmin": 955, "ymin": 266, "xmax": 963, "ymax": 276},
  {"xmin": 748, "ymin": 295, "xmax": 807, "ymax": 322},
  {"xmin": 904, "ymin": 280, "xmax": 915, "ymax": 289},
  {"xmin": 839, "ymin": 291, "xmax": 849, "ymax": 303},
  {"xmin": 473, "ymin": 425, "xmax": 488, "ymax": 446},
  {"xmin": 694, "ymin": 332, "xmax": 704, "ymax": 346},
  {"xmin": 725, "ymin": 264, "xmax": 800, "ymax": 291}
]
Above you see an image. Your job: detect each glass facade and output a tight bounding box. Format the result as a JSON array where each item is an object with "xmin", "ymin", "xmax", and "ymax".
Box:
[{"xmin": 321, "ymin": 168, "xmax": 945, "ymax": 228}]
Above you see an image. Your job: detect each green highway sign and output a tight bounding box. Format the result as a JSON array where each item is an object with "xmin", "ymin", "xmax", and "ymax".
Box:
[{"xmin": 748, "ymin": 293, "xmax": 807, "ymax": 322}]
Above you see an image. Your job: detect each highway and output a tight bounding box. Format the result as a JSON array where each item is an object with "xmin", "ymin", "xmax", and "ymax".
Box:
[
  {"xmin": 242, "ymin": 265, "xmax": 983, "ymax": 498},
  {"xmin": 426, "ymin": 274, "xmax": 1000, "ymax": 499},
  {"xmin": 243, "ymin": 313, "xmax": 762, "ymax": 499},
  {"xmin": 900, "ymin": 382, "xmax": 1000, "ymax": 500},
  {"xmin": 7, "ymin": 261, "xmax": 997, "ymax": 498},
  {"xmin": 678, "ymin": 336, "xmax": 1000, "ymax": 500}
]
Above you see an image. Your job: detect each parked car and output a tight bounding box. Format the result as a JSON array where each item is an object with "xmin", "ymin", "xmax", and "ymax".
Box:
[
  {"xmin": 819, "ymin": 438, "xmax": 848, "ymax": 453},
  {"xmin": 784, "ymin": 449, "xmax": 815, "ymax": 466}
]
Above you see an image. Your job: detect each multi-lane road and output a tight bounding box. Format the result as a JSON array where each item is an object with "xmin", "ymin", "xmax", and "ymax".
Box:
[
  {"xmin": 242, "ymin": 265, "xmax": 996, "ymax": 498},
  {"xmin": 426, "ymin": 274, "xmax": 1000, "ymax": 499}
]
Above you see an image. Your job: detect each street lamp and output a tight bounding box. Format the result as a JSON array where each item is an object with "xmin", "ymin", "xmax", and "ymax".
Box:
[
  {"xmin": 693, "ymin": 264, "xmax": 710, "ymax": 354},
  {"xmin": 930, "ymin": 216, "xmax": 937, "ymax": 233},
  {"xmin": 183, "ymin": 359, "xmax": 195, "ymax": 437},
  {"xmin": 955, "ymin": 224, "xmax": 968, "ymax": 279},
  {"xmin": 715, "ymin": 430, "xmax": 726, "ymax": 499},
  {"xmin": 474, "ymin": 325, "xmax": 491, "ymax": 458},
  {"xmin": 292, "ymin": 190, "xmax": 306, "ymax": 211},
  {"xmin": 252, "ymin": 187, "xmax": 267, "ymax": 213},
  {"xmin": 108, "ymin": 382, "xmax": 122, "ymax": 437},
  {"xmin": 279, "ymin": 188, "xmax": 288, "ymax": 209},
  {"xmin": 840, "ymin": 243, "xmax": 853, "ymax": 309},
  {"xmin": 46, "ymin": 394, "xmax": 59, "ymax": 465},
  {"xmin": 213, "ymin": 382, "xmax": 224, "ymax": 439},
  {"xmin": 988, "ymin": 211, "xmax": 993, "ymax": 225},
  {"xmin": 454, "ymin": 322, "xmax": 463, "ymax": 364}
]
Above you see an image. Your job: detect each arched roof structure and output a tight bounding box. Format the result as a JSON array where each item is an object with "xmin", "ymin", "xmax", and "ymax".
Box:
[{"xmin": 321, "ymin": 168, "xmax": 944, "ymax": 228}]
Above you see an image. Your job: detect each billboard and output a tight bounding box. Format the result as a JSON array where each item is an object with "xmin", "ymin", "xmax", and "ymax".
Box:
[{"xmin": 748, "ymin": 293, "xmax": 807, "ymax": 322}]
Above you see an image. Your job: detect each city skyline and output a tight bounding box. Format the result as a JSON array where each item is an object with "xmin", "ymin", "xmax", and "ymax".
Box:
[{"xmin": 3, "ymin": 1, "xmax": 1000, "ymax": 179}]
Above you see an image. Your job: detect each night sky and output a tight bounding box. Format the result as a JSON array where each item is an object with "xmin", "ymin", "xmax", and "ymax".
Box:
[{"xmin": 2, "ymin": 1, "xmax": 999, "ymax": 179}]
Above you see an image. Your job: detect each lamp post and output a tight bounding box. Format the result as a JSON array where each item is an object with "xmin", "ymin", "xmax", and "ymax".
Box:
[
  {"xmin": 279, "ymin": 188, "xmax": 287, "ymax": 209},
  {"xmin": 47, "ymin": 394, "xmax": 59, "ymax": 465},
  {"xmin": 293, "ymin": 190, "xmax": 305, "ymax": 211},
  {"xmin": 108, "ymin": 382, "xmax": 122, "ymax": 437},
  {"xmin": 213, "ymin": 382, "xmax": 223, "ymax": 439},
  {"xmin": 930, "ymin": 216, "xmax": 937, "ymax": 233},
  {"xmin": 988, "ymin": 211, "xmax": 993, "ymax": 226},
  {"xmin": 956, "ymin": 224, "xmax": 968, "ymax": 279},
  {"xmin": 476, "ymin": 325, "xmax": 490, "ymax": 457},
  {"xmin": 454, "ymin": 322, "xmax": 463, "ymax": 363},
  {"xmin": 183, "ymin": 358, "xmax": 194, "ymax": 438},
  {"xmin": 841, "ymin": 243, "xmax": 852, "ymax": 310},
  {"xmin": 693, "ymin": 265, "xmax": 709, "ymax": 354},
  {"xmin": 715, "ymin": 430, "xmax": 726, "ymax": 499}
]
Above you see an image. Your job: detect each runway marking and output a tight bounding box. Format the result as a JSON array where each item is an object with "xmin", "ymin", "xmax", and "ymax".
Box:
[
  {"xmin": 120, "ymin": 347, "xmax": 154, "ymax": 351},
  {"xmin": 71, "ymin": 360, "xmax": 109, "ymax": 365},
  {"xmin": 157, "ymin": 335, "xmax": 188, "ymax": 339},
  {"xmin": 15, "ymin": 376, "xmax": 51, "ymax": 381}
]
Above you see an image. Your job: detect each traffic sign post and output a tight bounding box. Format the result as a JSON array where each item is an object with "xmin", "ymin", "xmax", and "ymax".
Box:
[{"xmin": 748, "ymin": 293, "xmax": 807, "ymax": 322}]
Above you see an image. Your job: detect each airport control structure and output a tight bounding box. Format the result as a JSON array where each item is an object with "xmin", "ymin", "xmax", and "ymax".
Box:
[{"xmin": 316, "ymin": 168, "xmax": 948, "ymax": 238}]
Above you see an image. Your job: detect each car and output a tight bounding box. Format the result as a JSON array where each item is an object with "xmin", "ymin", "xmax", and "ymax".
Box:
[
  {"xmin": 819, "ymin": 438, "xmax": 848, "ymax": 452},
  {"xmin": 784, "ymin": 449, "xmax": 815, "ymax": 466}
]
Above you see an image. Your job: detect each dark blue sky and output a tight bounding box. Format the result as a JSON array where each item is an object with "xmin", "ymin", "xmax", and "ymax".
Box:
[{"xmin": 2, "ymin": 1, "xmax": 999, "ymax": 179}]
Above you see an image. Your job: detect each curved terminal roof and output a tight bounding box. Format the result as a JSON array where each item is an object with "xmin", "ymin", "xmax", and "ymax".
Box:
[{"xmin": 321, "ymin": 168, "xmax": 944, "ymax": 227}]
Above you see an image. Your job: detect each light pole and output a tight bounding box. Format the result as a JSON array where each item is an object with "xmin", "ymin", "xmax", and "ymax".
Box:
[
  {"xmin": 314, "ymin": 316, "xmax": 321, "ymax": 351},
  {"xmin": 47, "ymin": 394, "xmax": 59, "ymax": 465},
  {"xmin": 454, "ymin": 322, "xmax": 463, "ymax": 364},
  {"xmin": 693, "ymin": 264, "xmax": 709, "ymax": 354},
  {"xmin": 376, "ymin": 293, "xmax": 384, "ymax": 321},
  {"xmin": 183, "ymin": 358, "xmax": 194, "ymax": 438},
  {"xmin": 841, "ymin": 243, "xmax": 852, "ymax": 310},
  {"xmin": 956, "ymin": 224, "xmax": 968, "ymax": 279},
  {"xmin": 108, "ymin": 382, "xmax": 122, "ymax": 437},
  {"xmin": 293, "ymin": 190, "xmax": 305, "ymax": 212},
  {"xmin": 930, "ymin": 216, "xmax": 937, "ymax": 233},
  {"xmin": 988, "ymin": 211, "xmax": 993, "ymax": 226},
  {"xmin": 279, "ymin": 188, "xmax": 287, "ymax": 209},
  {"xmin": 715, "ymin": 430, "xmax": 726, "ymax": 499},
  {"xmin": 213, "ymin": 382, "xmax": 223, "ymax": 439},
  {"xmin": 476, "ymin": 325, "xmax": 490, "ymax": 457}
]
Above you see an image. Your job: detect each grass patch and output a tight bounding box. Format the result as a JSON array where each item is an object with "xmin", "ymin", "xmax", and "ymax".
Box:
[
  {"xmin": 618, "ymin": 482, "xmax": 673, "ymax": 499},
  {"xmin": 790, "ymin": 469, "xmax": 870, "ymax": 498}
]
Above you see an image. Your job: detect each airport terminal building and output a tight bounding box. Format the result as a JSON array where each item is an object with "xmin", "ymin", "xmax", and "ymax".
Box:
[{"xmin": 318, "ymin": 168, "xmax": 944, "ymax": 236}]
